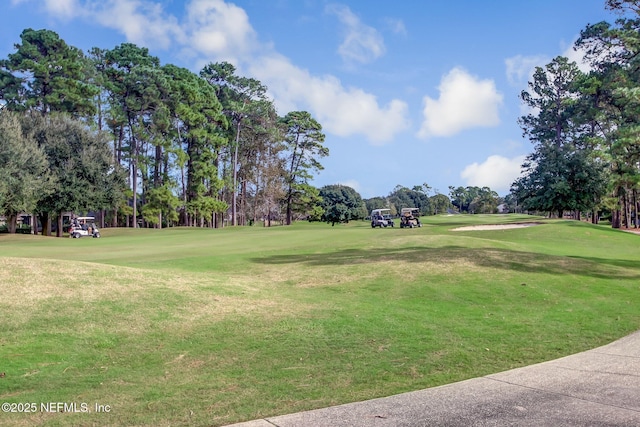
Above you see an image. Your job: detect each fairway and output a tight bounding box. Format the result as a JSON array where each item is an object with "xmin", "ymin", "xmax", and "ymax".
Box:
[{"xmin": 1, "ymin": 215, "xmax": 639, "ymax": 427}]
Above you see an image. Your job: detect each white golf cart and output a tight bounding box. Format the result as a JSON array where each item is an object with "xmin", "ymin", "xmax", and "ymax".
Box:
[
  {"xmin": 370, "ymin": 208, "xmax": 394, "ymax": 228},
  {"xmin": 69, "ymin": 216, "xmax": 101, "ymax": 238},
  {"xmin": 399, "ymin": 208, "xmax": 422, "ymax": 228}
]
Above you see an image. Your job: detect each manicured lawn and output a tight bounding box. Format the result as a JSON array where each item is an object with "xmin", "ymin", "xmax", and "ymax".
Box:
[{"xmin": 1, "ymin": 215, "xmax": 638, "ymax": 426}]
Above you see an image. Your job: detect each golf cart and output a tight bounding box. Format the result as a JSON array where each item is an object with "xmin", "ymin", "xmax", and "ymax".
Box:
[
  {"xmin": 370, "ymin": 208, "xmax": 394, "ymax": 228},
  {"xmin": 69, "ymin": 216, "xmax": 100, "ymax": 238},
  {"xmin": 399, "ymin": 208, "xmax": 421, "ymax": 228}
]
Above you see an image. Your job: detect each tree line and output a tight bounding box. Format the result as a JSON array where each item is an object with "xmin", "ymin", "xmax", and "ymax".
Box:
[
  {"xmin": 0, "ymin": 28, "xmax": 328, "ymax": 234},
  {"xmin": 511, "ymin": 0, "xmax": 640, "ymax": 228},
  {"xmin": 14, "ymin": 6, "xmax": 635, "ymax": 235},
  {"xmin": 0, "ymin": 28, "xmax": 514, "ymax": 236},
  {"xmin": 316, "ymin": 184, "xmax": 506, "ymax": 227}
]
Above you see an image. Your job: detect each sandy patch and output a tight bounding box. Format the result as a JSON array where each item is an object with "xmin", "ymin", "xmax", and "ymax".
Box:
[{"xmin": 451, "ymin": 222, "xmax": 541, "ymax": 231}]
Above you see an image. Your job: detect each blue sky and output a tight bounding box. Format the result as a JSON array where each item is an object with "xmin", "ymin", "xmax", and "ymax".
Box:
[{"xmin": 1, "ymin": 0, "xmax": 616, "ymax": 198}]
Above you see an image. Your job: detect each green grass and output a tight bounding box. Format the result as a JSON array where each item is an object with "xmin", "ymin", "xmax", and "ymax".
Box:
[{"xmin": 0, "ymin": 214, "xmax": 639, "ymax": 426}]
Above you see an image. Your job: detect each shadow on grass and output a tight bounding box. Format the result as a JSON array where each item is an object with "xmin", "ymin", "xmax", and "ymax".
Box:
[{"xmin": 251, "ymin": 246, "xmax": 640, "ymax": 280}]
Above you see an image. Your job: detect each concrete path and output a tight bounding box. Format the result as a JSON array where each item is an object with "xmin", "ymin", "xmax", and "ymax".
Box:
[{"xmin": 224, "ymin": 330, "xmax": 640, "ymax": 426}]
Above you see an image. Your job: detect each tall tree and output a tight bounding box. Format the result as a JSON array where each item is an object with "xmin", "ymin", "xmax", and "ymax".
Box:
[
  {"xmin": 448, "ymin": 186, "xmax": 470, "ymax": 213},
  {"xmin": 577, "ymin": 6, "xmax": 640, "ymax": 227},
  {"xmin": 469, "ymin": 187, "xmax": 500, "ymax": 214},
  {"xmin": 24, "ymin": 113, "xmax": 118, "ymax": 236},
  {"xmin": 164, "ymin": 64, "xmax": 227, "ymax": 227},
  {"xmin": 319, "ymin": 185, "xmax": 366, "ymax": 225},
  {"xmin": 388, "ymin": 185, "xmax": 431, "ymax": 215},
  {"xmin": 235, "ymin": 100, "xmax": 285, "ymax": 226},
  {"xmin": 200, "ymin": 62, "xmax": 269, "ymax": 226},
  {"xmin": 102, "ymin": 43, "xmax": 165, "ymax": 226},
  {"xmin": 0, "ymin": 28, "xmax": 97, "ymax": 117},
  {"xmin": 0, "ymin": 110, "xmax": 53, "ymax": 233},
  {"xmin": 280, "ymin": 111, "xmax": 328, "ymax": 225},
  {"xmin": 429, "ymin": 193, "xmax": 452, "ymax": 215},
  {"xmin": 513, "ymin": 56, "xmax": 607, "ymax": 218}
]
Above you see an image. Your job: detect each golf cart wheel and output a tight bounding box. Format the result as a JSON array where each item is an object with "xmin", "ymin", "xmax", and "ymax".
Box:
[
  {"xmin": 73, "ymin": 232, "xmax": 81, "ymax": 238},
  {"xmin": 94, "ymin": 232, "xmax": 101, "ymax": 238}
]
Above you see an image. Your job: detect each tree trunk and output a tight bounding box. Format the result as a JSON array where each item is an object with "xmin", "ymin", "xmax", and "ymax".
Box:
[
  {"xmin": 8, "ymin": 214, "xmax": 18, "ymax": 234},
  {"xmin": 116, "ymin": 126, "xmax": 124, "ymax": 165},
  {"xmin": 132, "ymin": 159, "xmax": 138, "ymax": 228},
  {"xmin": 39, "ymin": 213, "xmax": 51, "ymax": 236},
  {"xmin": 285, "ymin": 185, "xmax": 294, "ymax": 226},
  {"xmin": 623, "ymin": 191, "xmax": 631, "ymax": 229},
  {"xmin": 232, "ymin": 145, "xmax": 239, "ymax": 226},
  {"xmin": 154, "ymin": 144, "xmax": 162, "ymax": 187},
  {"xmin": 240, "ymin": 180, "xmax": 247, "ymax": 226},
  {"xmin": 612, "ymin": 210, "xmax": 621, "ymax": 229},
  {"xmin": 130, "ymin": 123, "xmax": 138, "ymax": 228},
  {"xmin": 633, "ymin": 189, "xmax": 638, "ymax": 228},
  {"xmin": 232, "ymin": 118, "xmax": 241, "ymax": 227},
  {"xmin": 56, "ymin": 212, "xmax": 63, "ymax": 237}
]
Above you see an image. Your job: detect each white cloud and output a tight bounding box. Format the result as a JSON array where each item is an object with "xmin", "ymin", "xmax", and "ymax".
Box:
[
  {"xmin": 91, "ymin": 0, "xmax": 185, "ymax": 50},
  {"xmin": 384, "ymin": 17, "xmax": 407, "ymax": 36},
  {"xmin": 45, "ymin": 0, "xmax": 79, "ymax": 18},
  {"xmin": 16, "ymin": 0, "xmax": 409, "ymax": 144},
  {"xmin": 562, "ymin": 43, "xmax": 592, "ymax": 73},
  {"xmin": 506, "ymin": 39, "xmax": 592, "ymax": 89},
  {"xmin": 505, "ymin": 54, "xmax": 548, "ymax": 87},
  {"xmin": 418, "ymin": 68, "xmax": 503, "ymax": 139},
  {"xmin": 249, "ymin": 54, "xmax": 410, "ymax": 144},
  {"xmin": 326, "ymin": 3, "xmax": 385, "ymax": 65},
  {"xmin": 183, "ymin": 0, "xmax": 258, "ymax": 64},
  {"xmin": 505, "ymin": 55, "xmax": 549, "ymax": 116},
  {"xmin": 508, "ymin": 41, "xmax": 593, "ymax": 117},
  {"xmin": 460, "ymin": 154, "xmax": 526, "ymax": 193},
  {"xmin": 10, "ymin": 0, "xmax": 81, "ymax": 19},
  {"xmin": 18, "ymin": 0, "xmax": 184, "ymax": 49}
]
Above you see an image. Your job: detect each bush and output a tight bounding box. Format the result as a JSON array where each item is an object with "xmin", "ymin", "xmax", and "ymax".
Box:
[{"xmin": 0, "ymin": 224, "xmax": 32, "ymax": 234}]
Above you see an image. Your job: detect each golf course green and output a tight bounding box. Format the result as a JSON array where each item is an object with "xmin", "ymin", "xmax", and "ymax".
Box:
[{"xmin": 1, "ymin": 214, "xmax": 638, "ymax": 426}]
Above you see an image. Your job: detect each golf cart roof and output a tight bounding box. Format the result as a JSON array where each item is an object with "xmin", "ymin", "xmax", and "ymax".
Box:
[{"xmin": 76, "ymin": 216, "xmax": 95, "ymax": 220}]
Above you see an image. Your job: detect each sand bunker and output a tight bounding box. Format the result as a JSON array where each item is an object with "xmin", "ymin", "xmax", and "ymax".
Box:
[{"xmin": 451, "ymin": 223, "xmax": 541, "ymax": 231}]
